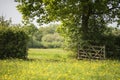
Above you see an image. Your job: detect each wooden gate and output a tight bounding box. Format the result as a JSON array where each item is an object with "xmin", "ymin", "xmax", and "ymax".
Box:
[{"xmin": 77, "ymin": 45, "xmax": 105, "ymax": 60}]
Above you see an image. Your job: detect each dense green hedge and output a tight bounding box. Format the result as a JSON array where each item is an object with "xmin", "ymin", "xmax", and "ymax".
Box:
[
  {"xmin": 104, "ymin": 34, "xmax": 120, "ymax": 59},
  {"xmin": 0, "ymin": 27, "xmax": 29, "ymax": 59}
]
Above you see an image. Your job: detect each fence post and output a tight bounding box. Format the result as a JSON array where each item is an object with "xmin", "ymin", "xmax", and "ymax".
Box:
[
  {"xmin": 103, "ymin": 45, "xmax": 106, "ymax": 59},
  {"xmin": 77, "ymin": 44, "xmax": 80, "ymax": 59}
]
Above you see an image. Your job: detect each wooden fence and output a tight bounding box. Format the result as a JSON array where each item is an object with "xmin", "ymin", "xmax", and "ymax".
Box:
[{"xmin": 77, "ymin": 45, "xmax": 105, "ymax": 60}]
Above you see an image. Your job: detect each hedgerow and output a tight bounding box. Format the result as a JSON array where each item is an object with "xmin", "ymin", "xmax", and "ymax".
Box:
[{"xmin": 0, "ymin": 26, "xmax": 28, "ymax": 59}]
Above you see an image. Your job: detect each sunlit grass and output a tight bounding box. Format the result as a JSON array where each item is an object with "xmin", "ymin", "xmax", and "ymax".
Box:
[
  {"xmin": 28, "ymin": 48, "xmax": 70, "ymax": 61},
  {"xmin": 0, "ymin": 48, "xmax": 120, "ymax": 80}
]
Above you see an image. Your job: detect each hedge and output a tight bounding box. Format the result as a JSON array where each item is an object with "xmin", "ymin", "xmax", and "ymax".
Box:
[{"xmin": 0, "ymin": 27, "xmax": 29, "ymax": 59}]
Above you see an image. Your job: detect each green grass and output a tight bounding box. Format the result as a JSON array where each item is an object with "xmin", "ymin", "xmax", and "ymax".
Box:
[
  {"xmin": 0, "ymin": 48, "xmax": 120, "ymax": 80},
  {"xmin": 28, "ymin": 48, "xmax": 70, "ymax": 61}
]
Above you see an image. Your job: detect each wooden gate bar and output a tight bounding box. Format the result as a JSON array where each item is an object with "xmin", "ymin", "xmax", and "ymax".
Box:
[{"xmin": 77, "ymin": 45, "xmax": 106, "ymax": 60}]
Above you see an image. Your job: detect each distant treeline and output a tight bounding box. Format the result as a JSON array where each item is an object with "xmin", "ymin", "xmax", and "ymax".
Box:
[
  {"xmin": 22, "ymin": 23, "xmax": 64, "ymax": 48},
  {"xmin": 0, "ymin": 16, "xmax": 64, "ymax": 48}
]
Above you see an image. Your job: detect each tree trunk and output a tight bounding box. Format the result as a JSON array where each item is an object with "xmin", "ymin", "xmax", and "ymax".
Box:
[
  {"xmin": 81, "ymin": 1, "xmax": 91, "ymax": 40},
  {"xmin": 81, "ymin": 13, "xmax": 90, "ymax": 40}
]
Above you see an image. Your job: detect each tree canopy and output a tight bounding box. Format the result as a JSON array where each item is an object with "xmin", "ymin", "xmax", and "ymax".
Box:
[
  {"xmin": 16, "ymin": 0, "xmax": 120, "ymax": 25},
  {"xmin": 16, "ymin": 0, "xmax": 120, "ymax": 46}
]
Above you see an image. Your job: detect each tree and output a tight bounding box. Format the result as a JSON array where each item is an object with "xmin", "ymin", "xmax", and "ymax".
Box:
[
  {"xmin": 0, "ymin": 16, "xmax": 12, "ymax": 27},
  {"xmin": 22, "ymin": 24, "xmax": 38, "ymax": 47},
  {"xmin": 42, "ymin": 33, "xmax": 64, "ymax": 48},
  {"xmin": 16, "ymin": 0, "xmax": 120, "ymax": 47}
]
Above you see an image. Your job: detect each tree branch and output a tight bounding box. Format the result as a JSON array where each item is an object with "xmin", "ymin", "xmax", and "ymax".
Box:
[{"xmin": 92, "ymin": 6, "xmax": 120, "ymax": 15}]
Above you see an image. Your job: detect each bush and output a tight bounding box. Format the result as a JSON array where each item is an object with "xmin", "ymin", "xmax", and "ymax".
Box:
[
  {"xmin": 28, "ymin": 38, "xmax": 44, "ymax": 48},
  {"xmin": 104, "ymin": 34, "xmax": 120, "ymax": 59},
  {"xmin": 42, "ymin": 33, "xmax": 64, "ymax": 48},
  {"xmin": 0, "ymin": 26, "xmax": 29, "ymax": 59}
]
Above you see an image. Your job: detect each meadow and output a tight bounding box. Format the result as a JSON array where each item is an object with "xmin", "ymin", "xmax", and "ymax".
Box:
[{"xmin": 0, "ymin": 48, "xmax": 120, "ymax": 80}]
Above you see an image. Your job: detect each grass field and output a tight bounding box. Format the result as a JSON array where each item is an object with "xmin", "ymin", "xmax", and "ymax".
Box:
[{"xmin": 0, "ymin": 48, "xmax": 120, "ymax": 80}]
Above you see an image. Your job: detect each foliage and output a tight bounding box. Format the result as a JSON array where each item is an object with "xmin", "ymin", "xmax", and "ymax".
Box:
[
  {"xmin": 27, "ymin": 38, "xmax": 44, "ymax": 48},
  {"xmin": 41, "ymin": 33, "xmax": 64, "ymax": 48},
  {"xmin": 22, "ymin": 23, "xmax": 64, "ymax": 48},
  {"xmin": 16, "ymin": 0, "xmax": 120, "ymax": 44},
  {"xmin": 16, "ymin": 0, "xmax": 120, "ymax": 58},
  {"xmin": 103, "ymin": 27, "xmax": 120, "ymax": 59},
  {"xmin": 0, "ymin": 26, "xmax": 29, "ymax": 59},
  {"xmin": 22, "ymin": 24, "xmax": 38, "ymax": 47},
  {"xmin": 22, "ymin": 24, "xmax": 38, "ymax": 35},
  {"xmin": 38, "ymin": 24, "xmax": 59, "ymax": 36},
  {"xmin": 0, "ymin": 49, "xmax": 120, "ymax": 80},
  {"xmin": 16, "ymin": 0, "xmax": 120, "ymax": 38},
  {"xmin": 42, "ymin": 33, "xmax": 63, "ymax": 42},
  {"xmin": 0, "ymin": 16, "xmax": 12, "ymax": 27}
]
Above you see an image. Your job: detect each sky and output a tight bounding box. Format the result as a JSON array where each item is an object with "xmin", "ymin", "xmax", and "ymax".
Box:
[{"xmin": 0, "ymin": 0, "xmax": 22, "ymax": 24}]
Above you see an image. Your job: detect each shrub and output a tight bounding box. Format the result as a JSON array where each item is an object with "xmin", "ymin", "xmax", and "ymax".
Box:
[
  {"xmin": 104, "ymin": 34, "xmax": 120, "ymax": 59},
  {"xmin": 28, "ymin": 38, "xmax": 44, "ymax": 48},
  {"xmin": 0, "ymin": 26, "xmax": 29, "ymax": 59},
  {"xmin": 42, "ymin": 33, "xmax": 64, "ymax": 48}
]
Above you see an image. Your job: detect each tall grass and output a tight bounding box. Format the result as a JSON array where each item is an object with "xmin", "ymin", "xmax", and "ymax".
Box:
[{"xmin": 0, "ymin": 49, "xmax": 120, "ymax": 80}]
